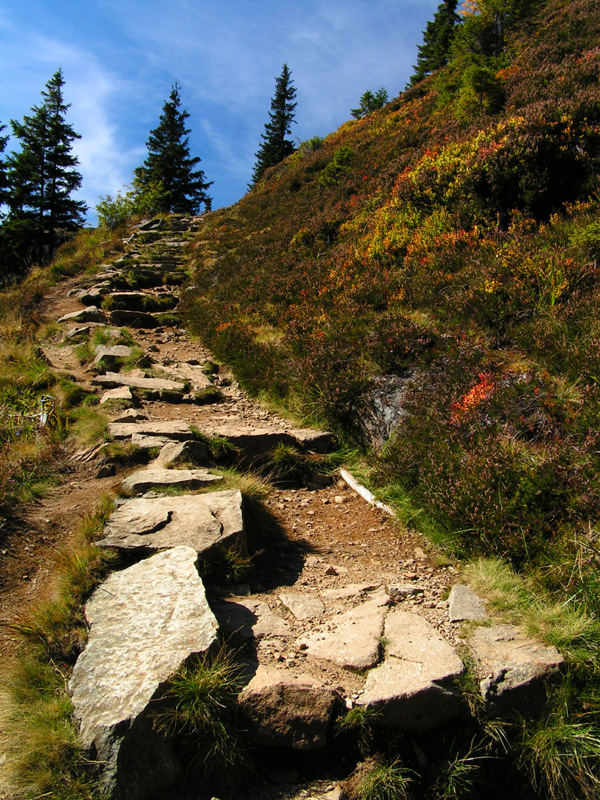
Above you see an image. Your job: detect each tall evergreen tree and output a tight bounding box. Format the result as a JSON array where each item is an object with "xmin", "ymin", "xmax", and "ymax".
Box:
[
  {"xmin": 134, "ymin": 82, "xmax": 212, "ymax": 215},
  {"xmin": 409, "ymin": 0, "xmax": 459, "ymax": 86},
  {"xmin": 251, "ymin": 64, "xmax": 297, "ymax": 186},
  {"xmin": 7, "ymin": 69, "xmax": 86, "ymax": 263},
  {"xmin": 0, "ymin": 122, "xmax": 9, "ymax": 211}
]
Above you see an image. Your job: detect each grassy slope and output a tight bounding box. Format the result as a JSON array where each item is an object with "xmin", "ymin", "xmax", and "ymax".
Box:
[{"xmin": 182, "ymin": 2, "xmax": 600, "ymax": 794}]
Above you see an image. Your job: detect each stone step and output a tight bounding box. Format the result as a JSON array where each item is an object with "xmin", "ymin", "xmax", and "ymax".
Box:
[
  {"xmin": 191, "ymin": 422, "xmax": 335, "ymax": 456},
  {"xmin": 69, "ymin": 546, "xmax": 218, "ymax": 800},
  {"xmin": 93, "ymin": 373, "xmax": 187, "ymax": 392},
  {"xmin": 120, "ymin": 466, "xmax": 223, "ymax": 495},
  {"xmin": 97, "ymin": 489, "xmax": 245, "ymax": 556}
]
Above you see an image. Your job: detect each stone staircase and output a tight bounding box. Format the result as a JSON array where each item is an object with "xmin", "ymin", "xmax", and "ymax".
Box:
[{"xmin": 47, "ymin": 216, "xmax": 564, "ymax": 800}]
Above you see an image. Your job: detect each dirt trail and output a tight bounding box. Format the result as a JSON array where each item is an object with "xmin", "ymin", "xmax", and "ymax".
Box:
[{"xmin": 0, "ymin": 217, "xmax": 463, "ymax": 800}]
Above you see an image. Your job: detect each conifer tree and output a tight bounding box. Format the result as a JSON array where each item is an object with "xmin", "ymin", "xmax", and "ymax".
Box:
[
  {"xmin": 351, "ymin": 87, "xmax": 389, "ymax": 119},
  {"xmin": 134, "ymin": 82, "xmax": 212, "ymax": 215},
  {"xmin": 0, "ymin": 122, "xmax": 9, "ymax": 211},
  {"xmin": 251, "ymin": 64, "xmax": 297, "ymax": 186},
  {"xmin": 7, "ymin": 69, "xmax": 86, "ymax": 262},
  {"xmin": 409, "ymin": 0, "xmax": 459, "ymax": 86}
]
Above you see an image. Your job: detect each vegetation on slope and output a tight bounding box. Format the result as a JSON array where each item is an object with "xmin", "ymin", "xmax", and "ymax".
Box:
[{"xmin": 180, "ymin": 0, "xmax": 600, "ymax": 794}]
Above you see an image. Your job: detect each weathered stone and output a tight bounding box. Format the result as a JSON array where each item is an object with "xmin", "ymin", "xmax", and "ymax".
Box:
[
  {"xmin": 69, "ymin": 546, "xmax": 218, "ymax": 800},
  {"xmin": 387, "ymin": 584, "xmax": 424, "ymax": 599},
  {"xmin": 64, "ymin": 324, "xmax": 92, "ymax": 339},
  {"xmin": 93, "ymin": 372, "xmax": 186, "ymax": 391},
  {"xmin": 212, "ymin": 598, "xmax": 291, "ymax": 639},
  {"xmin": 279, "ymin": 592, "xmax": 325, "ymax": 620},
  {"xmin": 111, "ymin": 408, "xmax": 148, "ymax": 423},
  {"xmin": 238, "ymin": 664, "xmax": 337, "ymax": 750},
  {"xmin": 79, "ymin": 283, "xmax": 112, "ymax": 304},
  {"xmin": 469, "ymin": 624, "xmax": 563, "ymax": 712},
  {"xmin": 156, "ymin": 362, "xmax": 212, "ymax": 391},
  {"xmin": 97, "ymin": 489, "xmax": 245, "ymax": 557},
  {"xmin": 290, "ymin": 428, "xmax": 336, "ymax": 453},
  {"xmin": 100, "ymin": 386, "xmax": 136, "ymax": 405},
  {"xmin": 155, "ymin": 439, "xmax": 210, "ymax": 467},
  {"xmin": 57, "ymin": 305, "xmax": 106, "ymax": 324},
  {"xmin": 192, "ymin": 423, "xmax": 334, "ymax": 458},
  {"xmin": 121, "ymin": 467, "xmax": 222, "ymax": 495},
  {"xmin": 448, "ymin": 585, "xmax": 487, "ymax": 622},
  {"xmin": 358, "ymin": 609, "xmax": 464, "ymax": 732},
  {"xmin": 108, "ymin": 420, "xmax": 192, "ymax": 440},
  {"xmin": 321, "ymin": 583, "xmax": 382, "ymax": 601},
  {"xmin": 352, "ymin": 373, "xmax": 414, "ymax": 451},
  {"xmin": 131, "ymin": 434, "xmax": 172, "ymax": 449},
  {"xmin": 302, "ymin": 596, "xmax": 389, "ymax": 671},
  {"xmin": 108, "ymin": 309, "xmax": 160, "ymax": 328},
  {"xmin": 93, "ymin": 345, "xmax": 133, "ymax": 369}
]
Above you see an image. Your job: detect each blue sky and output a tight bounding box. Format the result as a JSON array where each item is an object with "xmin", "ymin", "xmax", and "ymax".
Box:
[{"xmin": 0, "ymin": 0, "xmax": 439, "ymax": 222}]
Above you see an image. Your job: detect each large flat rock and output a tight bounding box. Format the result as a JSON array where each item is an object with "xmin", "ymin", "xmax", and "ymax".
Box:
[
  {"xmin": 301, "ymin": 595, "xmax": 389, "ymax": 671},
  {"xmin": 93, "ymin": 345, "xmax": 133, "ymax": 369},
  {"xmin": 97, "ymin": 489, "xmax": 245, "ymax": 556},
  {"xmin": 279, "ymin": 591, "xmax": 325, "ymax": 620},
  {"xmin": 357, "ymin": 610, "xmax": 464, "ymax": 732},
  {"xmin": 121, "ymin": 467, "xmax": 222, "ymax": 495},
  {"xmin": 108, "ymin": 420, "xmax": 192, "ymax": 440},
  {"xmin": 156, "ymin": 362, "xmax": 212, "ymax": 391},
  {"xmin": 69, "ymin": 546, "xmax": 218, "ymax": 799},
  {"xmin": 193, "ymin": 423, "xmax": 335, "ymax": 457},
  {"xmin": 93, "ymin": 372, "xmax": 186, "ymax": 391},
  {"xmin": 57, "ymin": 305, "xmax": 106, "ymax": 324},
  {"xmin": 238, "ymin": 664, "xmax": 338, "ymax": 750},
  {"xmin": 469, "ymin": 624, "xmax": 563, "ymax": 712}
]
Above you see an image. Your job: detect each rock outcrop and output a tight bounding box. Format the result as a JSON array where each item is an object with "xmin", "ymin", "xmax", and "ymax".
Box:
[{"xmin": 69, "ymin": 546, "xmax": 218, "ymax": 800}]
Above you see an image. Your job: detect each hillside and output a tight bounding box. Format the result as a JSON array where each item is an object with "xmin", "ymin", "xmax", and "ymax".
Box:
[{"xmin": 184, "ymin": 0, "xmax": 600, "ymax": 563}]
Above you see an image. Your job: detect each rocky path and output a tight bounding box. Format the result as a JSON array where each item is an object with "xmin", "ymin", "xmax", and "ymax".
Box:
[{"xmin": 1, "ymin": 216, "xmax": 564, "ymax": 800}]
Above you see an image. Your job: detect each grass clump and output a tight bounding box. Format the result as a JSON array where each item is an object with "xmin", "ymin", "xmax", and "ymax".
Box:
[
  {"xmin": 67, "ymin": 406, "xmax": 109, "ymax": 446},
  {"xmin": 198, "ymin": 544, "xmax": 254, "ymax": 585},
  {"xmin": 464, "ymin": 558, "xmax": 600, "ymax": 661},
  {"xmin": 517, "ymin": 711, "xmax": 600, "ymax": 800},
  {"xmin": 3, "ymin": 498, "xmax": 116, "ymax": 799},
  {"xmin": 153, "ymin": 646, "xmax": 249, "ymax": 790},
  {"xmin": 345, "ymin": 757, "xmax": 415, "ymax": 800}
]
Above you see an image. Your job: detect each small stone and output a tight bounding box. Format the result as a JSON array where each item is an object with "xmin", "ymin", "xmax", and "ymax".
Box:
[{"xmin": 448, "ymin": 585, "xmax": 487, "ymax": 622}]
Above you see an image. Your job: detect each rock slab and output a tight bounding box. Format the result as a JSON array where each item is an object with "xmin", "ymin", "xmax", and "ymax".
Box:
[
  {"xmin": 239, "ymin": 664, "xmax": 338, "ymax": 750},
  {"xmin": 358, "ymin": 609, "xmax": 464, "ymax": 732},
  {"xmin": 69, "ymin": 546, "xmax": 218, "ymax": 799},
  {"xmin": 120, "ymin": 467, "xmax": 222, "ymax": 495},
  {"xmin": 448, "ymin": 584, "xmax": 487, "ymax": 622},
  {"xmin": 93, "ymin": 372, "xmax": 186, "ymax": 392},
  {"xmin": 469, "ymin": 624, "xmax": 563, "ymax": 712},
  {"xmin": 301, "ymin": 596, "xmax": 389, "ymax": 671},
  {"xmin": 97, "ymin": 489, "xmax": 246, "ymax": 557}
]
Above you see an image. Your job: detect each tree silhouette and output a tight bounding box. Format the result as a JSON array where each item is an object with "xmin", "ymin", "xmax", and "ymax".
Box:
[
  {"xmin": 251, "ymin": 64, "xmax": 297, "ymax": 186},
  {"xmin": 134, "ymin": 82, "xmax": 212, "ymax": 215}
]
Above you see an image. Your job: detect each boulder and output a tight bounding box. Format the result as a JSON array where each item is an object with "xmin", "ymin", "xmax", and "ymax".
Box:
[
  {"xmin": 192, "ymin": 423, "xmax": 334, "ymax": 458},
  {"xmin": 357, "ymin": 609, "xmax": 464, "ymax": 732},
  {"xmin": 93, "ymin": 372, "xmax": 186, "ymax": 392},
  {"xmin": 238, "ymin": 664, "xmax": 338, "ymax": 750},
  {"xmin": 93, "ymin": 345, "xmax": 133, "ymax": 369},
  {"xmin": 155, "ymin": 439, "xmax": 210, "ymax": 467},
  {"xmin": 448, "ymin": 585, "xmax": 487, "ymax": 622},
  {"xmin": 69, "ymin": 546, "xmax": 218, "ymax": 800},
  {"xmin": 352, "ymin": 374, "xmax": 415, "ymax": 451},
  {"xmin": 301, "ymin": 595, "xmax": 389, "ymax": 671},
  {"xmin": 155, "ymin": 362, "xmax": 212, "ymax": 390},
  {"xmin": 57, "ymin": 305, "xmax": 106, "ymax": 324},
  {"xmin": 100, "ymin": 386, "xmax": 136, "ymax": 405},
  {"xmin": 108, "ymin": 420, "xmax": 192, "ymax": 440},
  {"xmin": 121, "ymin": 467, "xmax": 223, "ymax": 495},
  {"xmin": 96, "ymin": 489, "xmax": 245, "ymax": 557},
  {"xmin": 468, "ymin": 624, "xmax": 564, "ymax": 712},
  {"xmin": 108, "ymin": 309, "xmax": 160, "ymax": 328}
]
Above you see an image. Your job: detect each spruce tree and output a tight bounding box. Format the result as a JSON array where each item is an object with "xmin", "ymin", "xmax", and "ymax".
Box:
[
  {"xmin": 0, "ymin": 122, "xmax": 9, "ymax": 210},
  {"xmin": 7, "ymin": 69, "xmax": 86, "ymax": 262},
  {"xmin": 351, "ymin": 87, "xmax": 389, "ymax": 119},
  {"xmin": 251, "ymin": 64, "xmax": 297, "ymax": 186},
  {"xmin": 134, "ymin": 82, "xmax": 212, "ymax": 215},
  {"xmin": 409, "ymin": 0, "xmax": 459, "ymax": 86}
]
